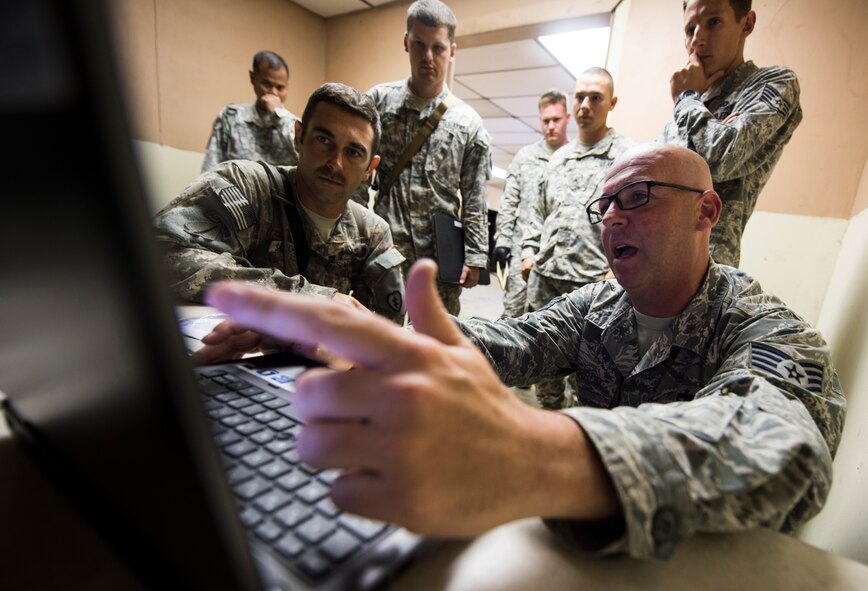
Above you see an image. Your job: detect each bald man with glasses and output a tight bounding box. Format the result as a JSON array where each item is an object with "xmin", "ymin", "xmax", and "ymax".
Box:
[{"xmin": 201, "ymin": 143, "xmax": 844, "ymax": 560}]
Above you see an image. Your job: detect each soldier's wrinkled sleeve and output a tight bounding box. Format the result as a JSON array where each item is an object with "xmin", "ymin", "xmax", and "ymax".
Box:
[
  {"xmin": 459, "ymin": 289, "xmax": 592, "ymax": 387},
  {"xmin": 673, "ymin": 70, "xmax": 800, "ymax": 182},
  {"xmin": 153, "ymin": 161, "xmax": 336, "ymax": 303},
  {"xmin": 549, "ymin": 306, "xmax": 845, "ymax": 560},
  {"xmin": 201, "ymin": 109, "xmax": 227, "ymax": 173},
  {"xmin": 459, "ymin": 132, "xmax": 491, "ymax": 269},
  {"xmin": 520, "ymin": 168, "xmax": 549, "ymax": 261},
  {"xmin": 494, "ymin": 158, "xmax": 522, "ymax": 250},
  {"xmin": 354, "ymin": 218, "xmax": 406, "ymax": 324}
]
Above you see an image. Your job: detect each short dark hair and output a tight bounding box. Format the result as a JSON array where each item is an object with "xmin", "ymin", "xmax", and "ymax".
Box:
[
  {"xmin": 252, "ymin": 50, "xmax": 289, "ymax": 76},
  {"xmin": 299, "ymin": 83, "xmax": 381, "ymax": 163},
  {"xmin": 538, "ymin": 89, "xmax": 568, "ymax": 111},
  {"xmin": 407, "ymin": 0, "xmax": 457, "ymax": 43},
  {"xmin": 683, "ymin": 0, "xmax": 752, "ymax": 21},
  {"xmin": 580, "ymin": 67, "xmax": 615, "ymax": 94}
]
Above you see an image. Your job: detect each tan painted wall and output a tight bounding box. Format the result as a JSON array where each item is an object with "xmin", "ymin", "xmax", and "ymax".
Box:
[{"xmin": 111, "ymin": 0, "xmax": 327, "ymax": 154}]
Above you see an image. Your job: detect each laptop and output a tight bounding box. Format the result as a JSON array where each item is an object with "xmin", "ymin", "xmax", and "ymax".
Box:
[{"xmin": 0, "ymin": 1, "xmax": 424, "ymax": 589}]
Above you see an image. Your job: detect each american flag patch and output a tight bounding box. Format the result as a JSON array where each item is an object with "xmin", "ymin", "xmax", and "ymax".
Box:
[
  {"xmin": 219, "ymin": 186, "xmax": 257, "ymax": 232},
  {"xmin": 750, "ymin": 343, "xmax": 823, "ymax": 394},
  {"xmin": 760, "ymin": 86, "xmax": 789, "ymax": 115}
]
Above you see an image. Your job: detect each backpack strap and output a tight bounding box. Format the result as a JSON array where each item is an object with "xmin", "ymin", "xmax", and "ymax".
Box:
[{"xmin": 258, "ymin": 161, "xmax": 310, "ymax": 274}]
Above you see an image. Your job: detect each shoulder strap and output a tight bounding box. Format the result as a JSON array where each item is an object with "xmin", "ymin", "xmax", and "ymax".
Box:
[
  {"xmin": 258, "ymin": 161, "xmax": 310, "ymax": 273},
  {"xmin": 378, "ymin": 92, "xmax": 458, "ymax": 197}
]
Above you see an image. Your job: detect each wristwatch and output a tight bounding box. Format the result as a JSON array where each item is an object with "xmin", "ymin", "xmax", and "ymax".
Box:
[{"xmin": 676, "ymin": 89, "xmax": 701, "ymax": 106}]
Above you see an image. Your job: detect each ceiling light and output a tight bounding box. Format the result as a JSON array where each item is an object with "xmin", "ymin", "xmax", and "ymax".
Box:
[
  {"xmin": 538, "ymin": 27, "xmax": 611, "ymax": 79},
  {"xmin": 491, "ymin": 166, "xmax": 507, "ymax": 180}
]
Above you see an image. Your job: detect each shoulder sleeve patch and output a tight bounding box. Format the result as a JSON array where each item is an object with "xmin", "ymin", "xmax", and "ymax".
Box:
[
  {"xmin": 218, "ymin": 185, "xmax": 257, "ymax": 232},
  {"xmin": 749, "ymin": 342, "xmax": 823, "ymax": 393}
]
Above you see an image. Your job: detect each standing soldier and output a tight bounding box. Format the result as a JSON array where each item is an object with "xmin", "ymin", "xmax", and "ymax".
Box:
[
  {"xmin": 521, "ymin": 68, "xmax": 633, "ymax": 409},
  {"xmin": 493, "ymin": 89, "xmax": 571, "ymax": 318},
  {"xmin": 201, "ymin": 50, "xmax": 300, "ymax": 172},
  {"xmin": 353, "ymin": 0, "xmax": 491, "ymax": 315},
  {"xmin": 660, "ymin": 0, "xmax": 802, "ymax": 266}
]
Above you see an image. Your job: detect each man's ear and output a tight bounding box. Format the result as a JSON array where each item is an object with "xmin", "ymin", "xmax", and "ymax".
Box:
[
  {"xmin": 249, "ymin": 70, "xmax": 256, "ymax": 85},
  {"xmin": 741, "ymin": 10, "xmax": 756, "ymax": 38},
  {"xmin": 610, "ymin": 95, "xmax": 618, "ymax": 110},
  {"xmin": 366, "ymin": 155, "xmax": 381, "ymax": 179},
  {"xmin": 294, "ymin": 120, "xmax": 303, "ymax": 151},
  {"xmin": 697, "ymin": 190, "xmax": 722, "ymax": 230},
  {"xmin": 403, "ymin": 32, "xmax": 409, "ymax": 53}
]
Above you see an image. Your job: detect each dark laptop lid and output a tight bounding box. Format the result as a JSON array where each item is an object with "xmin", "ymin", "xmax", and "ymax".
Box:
[{"xmin": 0, "ymin": 1, "xmax": 261, "ymax": 589}]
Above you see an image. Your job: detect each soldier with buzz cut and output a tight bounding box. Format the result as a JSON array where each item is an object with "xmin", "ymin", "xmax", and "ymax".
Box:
[
  {"xmin": 201, "ymin": 143, "xmax": 845, "ymax": 562},
  {"xmin": 493, "ymin": 89, "xmax": 571, "ymax": 318},
  {"xmin": 521, "ymin": 67, "xmax": 633, "ymax": 409},
  {"xmin": 155, "ymin": 83, "xmax": 406, "ymax": 324},
  {"xmin": 201, "ymin": 50, "xmax": 300, "ymax": 173},
  {"xmin": 660, "ymin": 0, "xmax": 802, "ymax": 267},
  {"xmin": 353, "ymin": 0, "xmax": 491, "ymax": 316}
]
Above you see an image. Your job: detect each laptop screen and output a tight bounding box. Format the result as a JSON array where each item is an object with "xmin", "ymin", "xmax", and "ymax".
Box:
[{"xmin": 0, "ymin": 1, "xmax": 262, "ymax": 589}]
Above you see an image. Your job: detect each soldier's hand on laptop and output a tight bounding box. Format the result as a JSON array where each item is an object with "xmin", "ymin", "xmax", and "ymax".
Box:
[{"xmin": 205, "ymin": 260, "xmax": 618, "ymax": 538}]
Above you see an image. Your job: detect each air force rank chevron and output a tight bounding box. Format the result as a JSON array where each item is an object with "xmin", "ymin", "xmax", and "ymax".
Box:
[{"xmin": 749, "ymin": 343, "xmax": 823, "ymax": 394}]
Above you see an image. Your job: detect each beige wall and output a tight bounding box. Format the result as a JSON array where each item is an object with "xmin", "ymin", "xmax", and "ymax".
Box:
[{"xmin": 111, "ymin": 0, "xmax": 327, "ymax": 153}]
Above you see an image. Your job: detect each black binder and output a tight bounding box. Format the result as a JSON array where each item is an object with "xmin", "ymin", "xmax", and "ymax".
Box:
[{"xmin": 432, "ymin": 213, "xmax": 490, "ymax": 285}]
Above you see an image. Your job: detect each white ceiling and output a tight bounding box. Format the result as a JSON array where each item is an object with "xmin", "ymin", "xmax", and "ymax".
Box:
[{"xmin": 296, "ymin": 1, "xmax": 615, "ymax": 187}]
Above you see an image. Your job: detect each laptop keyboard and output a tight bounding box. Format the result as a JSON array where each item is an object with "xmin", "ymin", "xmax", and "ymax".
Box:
[{"xmin": 196, "ymin": 366, "xmax": 393, "ymax": 584}]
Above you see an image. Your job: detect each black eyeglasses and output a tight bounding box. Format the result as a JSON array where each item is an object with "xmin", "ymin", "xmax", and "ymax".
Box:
[{"xmin": 586, "ymin": 179, "xmax": 707, "ymax": 224}]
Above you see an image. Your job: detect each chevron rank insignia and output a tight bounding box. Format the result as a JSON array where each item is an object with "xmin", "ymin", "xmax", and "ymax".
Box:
[{"xmin": 749, "ymin": 342, "xmax": 823, "ymax": 393}]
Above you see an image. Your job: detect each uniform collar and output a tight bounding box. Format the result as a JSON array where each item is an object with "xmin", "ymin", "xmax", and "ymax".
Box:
[
  {"xmin": 564, "ymin": 130, "xmax": 617, "ymax": 160},
  {"xmin": 588, "ymin": 260, "xmax": 729, "ymax": 375},
  {"xmin": 401, "ymin": 79, "xmax": 451, "ymax": 116}
]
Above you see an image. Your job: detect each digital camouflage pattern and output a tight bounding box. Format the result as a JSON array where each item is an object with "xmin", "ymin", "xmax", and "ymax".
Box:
[
  {"xmin": 660, "ymin": 62, "xmax": 803, "ymax": 267},
  {"xmin": 154, "ymin": 160, "xmax": 406, "ymax": 323},
  {"xmin": 524, "ymin": 271, "xmax": 580, "ymax": 409},
  {"xmin": 459, "ymin": 262, "xmax": 845, "ymax": 560},
  {"xmin": 201, "ymin": 103, "xmax": 300, "ymax": 173},
  {"xmin": 495, "ymin": 139, "xmax": 555, "ymax": 318},
  {"xmin": 352, "ymin": 80, "xmax": 491, "ymax": 315},
  {"xmin": 521, "ymin": 130, "xmax": 634, "ymax": 285}
]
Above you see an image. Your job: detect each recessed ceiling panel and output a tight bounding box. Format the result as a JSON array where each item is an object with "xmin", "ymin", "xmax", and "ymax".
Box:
[
  {"xmin": 292, "ymin": 0, "xmax": 370, "ymax": 18},
  {"xmin": 451, "ymin": 79, "xmax": 481, "ymax": 100},
  {"xmin": 457, "ymin": 66, "xmax": 574, "ymax": 100},
  {"xmin": 492, "ymin": 96, "xmax": 553, "ymax": 118},
  {"xmin": 463, "ymin": 99, "xmax": 510, "ymax": 118},
  {"xmin": 488, "ymin": 132, "xmax": 543, "ymax": 146},
  {"xmin": 482, "ymin": 117, "xmax": 537, "ymax": 133},
  {"xmin": 455, "ymin": 39, "xmax": 557, "ymax": 75}
]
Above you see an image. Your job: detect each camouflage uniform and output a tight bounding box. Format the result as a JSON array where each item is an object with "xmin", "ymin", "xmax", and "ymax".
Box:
[
  {"xmin": 201, "ymin": 103, "xmax": 300, "ymax": 173},
  {"xmin": 495, "ymin": 139, "xmax": 555, "ymax": 317},
  {"xmin": 660, "ymin": 62, "xmax": 803, "ymax": 266},
  {"xmin": 352, "ymin": 80, "xmax": 491, "ymax": 315},
  {"xmin": 459, "ymin": 261, "xmax": 845, "ymax": 560},
  {"xmin": 154, "ymin": 160, "xmax": 406, "ymax": 323},
  {"xmin": 521, "ymin": 130, "xmax": 634, "ymax": 408}
]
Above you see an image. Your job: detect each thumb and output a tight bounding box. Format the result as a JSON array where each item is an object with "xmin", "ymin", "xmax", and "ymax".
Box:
[{"xmin": 406, "ymin": 258, "xmax": 468, "ymax": 346}]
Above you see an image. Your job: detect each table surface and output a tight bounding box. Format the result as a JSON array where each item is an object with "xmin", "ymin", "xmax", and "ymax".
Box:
[{"xmin": 2, "ymin": 423, "xmax": 868, "ymax": 591}]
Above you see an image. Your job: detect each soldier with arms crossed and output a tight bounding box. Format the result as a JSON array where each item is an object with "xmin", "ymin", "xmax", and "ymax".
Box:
[{"xmin": 201, "ymin": 50, "xmax": 301, "ymax": 173}]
